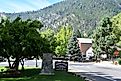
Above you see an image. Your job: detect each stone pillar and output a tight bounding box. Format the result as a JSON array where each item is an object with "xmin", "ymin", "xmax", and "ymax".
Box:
[{"xmin": 40, "ymin": 53, "xmax": 54, "ymax": 75}]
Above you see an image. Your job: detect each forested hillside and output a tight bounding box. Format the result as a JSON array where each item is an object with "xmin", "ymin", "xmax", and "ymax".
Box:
[{"xmin": 3, "ymin": 0, "xmax": 121, "ymax": 34}]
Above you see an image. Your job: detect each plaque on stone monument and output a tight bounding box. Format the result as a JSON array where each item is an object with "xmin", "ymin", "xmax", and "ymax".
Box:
[{"xmin": 55, "ymin": 61, "xmax": 68, "ymax": 71}]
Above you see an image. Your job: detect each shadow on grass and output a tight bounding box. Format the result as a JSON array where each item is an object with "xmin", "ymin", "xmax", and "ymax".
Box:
[
  {"xmin": 19, "ymin": 68, "xmax": 40, "ymax": 77},
  {"xmin": 0, "ymin": 68, "xmax": 40, "ymax": 78},
  {"xmin": 0, "ymin": 69, "xmax": 84, "ymax": 81}
]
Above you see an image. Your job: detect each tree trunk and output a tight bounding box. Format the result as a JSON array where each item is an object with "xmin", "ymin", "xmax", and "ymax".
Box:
[
  {"xmin": 21, "ymin": 59, "xmax": 24, "ymax": 70},
  {"xmin": 7, "ymin": 57, "xmax": 12, "ymax": 69},
  {"xmin": 36, "ymin": 57, "xmax": 38, "ymax": 67},
  {"xmin": 12, "ymin": 57, "xmax": 19, "ymax": 71},
  {"xmin": 15, "ymin": 59, "xmax": 19, "ymax": 70}
]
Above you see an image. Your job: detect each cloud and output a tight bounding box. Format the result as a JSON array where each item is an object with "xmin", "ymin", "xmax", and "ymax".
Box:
[{"xmin": 0, "ymin": 0, "xmax": 54, "ymax": 13}]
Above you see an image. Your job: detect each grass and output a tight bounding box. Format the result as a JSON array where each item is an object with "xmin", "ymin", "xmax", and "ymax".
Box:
[
  {"xmin": 0, "ymin": 67, "xmax": 84, "ymax": 81},
  {"xmin": 0, "ymin": 66, "xmax": 7, "ymax": 72},
  {"xmin": 0, "ymin": 66, "xmax": 39, "ymax": 72}
]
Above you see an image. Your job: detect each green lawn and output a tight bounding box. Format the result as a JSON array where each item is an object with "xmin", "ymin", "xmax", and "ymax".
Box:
[
  {"xmin": 0, "ymin": 66, "xmax": 7, "ymax": 72},
  {"xmin": 0, "ymin": 67, "xmax": 84, "ymax": 81}
]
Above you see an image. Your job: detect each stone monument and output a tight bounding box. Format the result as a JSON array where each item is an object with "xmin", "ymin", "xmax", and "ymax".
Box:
[{"xmin": 40, "ymin": 53, "xmax": 54, "ymax": 75}]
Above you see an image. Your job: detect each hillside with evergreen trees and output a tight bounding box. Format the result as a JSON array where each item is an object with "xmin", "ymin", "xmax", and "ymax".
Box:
[{"xmin": 3, "ymin": 0, "xmax": 121, "ymax": 34}]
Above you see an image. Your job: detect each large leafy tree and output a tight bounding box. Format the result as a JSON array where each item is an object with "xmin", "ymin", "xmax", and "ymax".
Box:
[
  {"xmin": 0, "ymin": 17, "xmax": 43, "ymax": 70},
  {"xmin": 92, "ymin": 17, "xmax": 117, "ymax": 59},
  {"xmin": 40, "ymin": 28, "xmax": 56, "ymax": 53},
  {"xmin": 112, "ymin": 13, "xmax": 121, "ymax": 47},
  {"xmin": 55, "ymin": 25, "xmax": 72, "ymax": 56}
]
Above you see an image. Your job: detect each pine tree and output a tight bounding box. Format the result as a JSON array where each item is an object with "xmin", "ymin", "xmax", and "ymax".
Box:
[
  {"xmin": 67, "ymin": 34, "xmax": 81, "ymax": 61},
  {"xmin": 92, "ymin": 17, "xmax": 117, "ymax": 59}
]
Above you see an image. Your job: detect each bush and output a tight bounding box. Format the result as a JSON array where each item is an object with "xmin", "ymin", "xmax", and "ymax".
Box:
[{"xmin": 118, "ymin": 59, "xmax": 121, "ymax": 65}]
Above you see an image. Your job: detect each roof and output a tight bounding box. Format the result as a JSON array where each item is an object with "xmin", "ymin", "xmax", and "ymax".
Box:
[{"xmin": 77, "ymin": 38, "xmax": 92, "ymax": 43}]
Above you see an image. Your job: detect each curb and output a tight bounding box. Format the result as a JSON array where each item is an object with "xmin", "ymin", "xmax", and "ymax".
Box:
[
  {"xmin": 68, "ymin": 72, "xmax": 96, "ymax": 81},
  {"xmin": 94, "ymin": 62, "xmax": 121, "ymax": 68}
]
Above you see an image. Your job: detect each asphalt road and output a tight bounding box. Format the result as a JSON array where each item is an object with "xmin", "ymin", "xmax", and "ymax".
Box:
[
  {"xmin": 68, "ymin": 62, "xmax": 121, "ymax": 81},
  {"xmin": 0, "ymin": 60, "xmax": 42, "ymax": 67}
]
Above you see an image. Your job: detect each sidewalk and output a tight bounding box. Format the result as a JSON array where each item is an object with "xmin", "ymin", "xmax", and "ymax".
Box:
[
  {"xmin": 68, "ymin": 61, "xmax": 95, "ymax": 72},
  {"xmin": 94, "ymin": 61, "xmax": 121, "ymax": 68}
]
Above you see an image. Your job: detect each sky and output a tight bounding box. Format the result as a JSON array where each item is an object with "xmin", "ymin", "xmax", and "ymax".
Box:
[{"xmin": 0, "ymin": 0, "xmax": 63, "ymax": 13}]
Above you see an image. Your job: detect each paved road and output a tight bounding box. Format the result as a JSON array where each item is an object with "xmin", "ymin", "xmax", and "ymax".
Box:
[
  {"xmin": 0, "ymin": 60, "xmax": 42, "ymax": 67},
  {"xmin": 68, "ymin": 62, "xmax": 121, "ymax": 81}
]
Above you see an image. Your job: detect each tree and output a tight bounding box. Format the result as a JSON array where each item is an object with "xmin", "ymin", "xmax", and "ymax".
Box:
[
  {"xmin": 66, "ymin": 34, "xmax": 81, "ymax": 61},
  {"xmin": 0, "ymin": 17, "xmax": 13, "ymax": 68},
  {"xmin": 92, "ymin": 17, "xmax": 117, "ymax": 59},
  {"xmin": 55, "ymin": 25, "xmax": 72, "ymax": 56},
  {"xmin": 75, "ymin": 29, "xmax": 82, "ymax": 38},
  {"xmin": 92, "ymin": 28, "xmax": 101, "ymax": 58},
  {"xmin": 40, "ymin": 28, "xmax": 56, "ymax": 53},
  {"xmin": 0, "ymin": 17, "xmax": 43, "ymax": 70},
  {"xmin": 75, "ymin": 29, "xmax": 91, "ymax": 38},
  {"xmin": 112, "ymin": 13, "xmax": 121, "ymax": 47}
]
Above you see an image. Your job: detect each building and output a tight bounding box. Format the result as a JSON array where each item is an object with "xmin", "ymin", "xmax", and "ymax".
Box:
[
  {"xmin": 86, "ymin": 46, "xmax": 94, "ymax": 59},
  {"xmin": 77, "ymin": 38, "xmax": 94, "ymax": 59}
]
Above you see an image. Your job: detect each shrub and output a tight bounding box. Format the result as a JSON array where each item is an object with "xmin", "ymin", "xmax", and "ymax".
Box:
[{"xmin": 118, "ymin": 59, "xmax": 121, "ymax": 65}]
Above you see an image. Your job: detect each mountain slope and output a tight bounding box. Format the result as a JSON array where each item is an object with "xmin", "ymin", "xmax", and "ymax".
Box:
[{"xmin": 4, "ymin": 0, "xmax": 121, "ymax": 33}]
